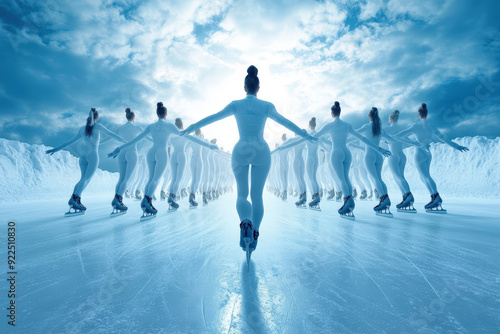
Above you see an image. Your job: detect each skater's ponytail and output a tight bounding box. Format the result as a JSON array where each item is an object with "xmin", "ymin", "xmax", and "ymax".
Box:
[
  {"xmin": 85, "ymin": 108, "xmax": 99, "ymax": 137},
  {"xmin": 175, "ymin": 117, "xmax": 183, "ymax": 130},
  {"xmin": 244, "ymin": 65, "xmax": 259, "ymax": 95},
  {"xmin": 389, "ymin": 110, "xmax": 399, "ymax": 123},
  {"xmin": 309, "ymin": 117, "xmax": 316, "ymax": 130},
  {"xmin": 369, "ymin": 107, "xmax": 381, "ymax": 138},
  {"xmin": 331, "ymin": 101, "xmax": 341, "ymax": 117},
  {"xmin": 157, "ymin": 102, "xmax": 167, "ymax": 118},
  {"xmin": 125, "ymin": 107, "xmax": 135, "ymax": 121},
  {"xmin": 418, "ymin": 103, "xmax": 428, "ymax": 119}
]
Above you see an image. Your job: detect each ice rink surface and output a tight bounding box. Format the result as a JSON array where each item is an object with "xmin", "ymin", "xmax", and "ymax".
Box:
[{"xmin": 1, "ymin": 193, "xmax": 499, "ymax": 334}]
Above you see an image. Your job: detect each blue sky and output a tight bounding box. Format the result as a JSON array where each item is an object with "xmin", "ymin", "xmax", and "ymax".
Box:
[{"xmin": 1, "ymin": 0, "xmax": 499, "ymax": 167}]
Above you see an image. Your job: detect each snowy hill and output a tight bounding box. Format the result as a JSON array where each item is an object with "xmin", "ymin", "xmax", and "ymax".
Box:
[
  {"xmin": 0, "ymin": 138, "xmax": 118, "ymax": 202},
  {"xmin": 0, "ymin": 136, "xmax": 499, "ymax": 203}
]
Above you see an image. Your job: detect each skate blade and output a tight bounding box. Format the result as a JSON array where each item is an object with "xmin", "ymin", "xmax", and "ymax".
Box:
[
  {"xmin": 327, "ymin": 198, "xmax": 335, "ymax": 201},
  {"xmin": 244, "ymin": 241, "xmax": 251, "ymax": 272},
  {"xmin": 397, "ymin": 208, "xmax": 417, "ymax": 213},
  {"xmin": 295, "ymin": 205, "xmax": 307, "ymax": 209},
  {"xmin": 309, "ymin": 206, "xmax": 321, "ymax": 211},
  {"xmin": 189, "ymin": 205, "xmax": 198, "ymax": 210},
  {"xmin": 65, "ymin": 211, "xmax": 85, "ymax": 217},
  {"xmin": 140, "ymin": 214, "xmax": 157, "ymax": 221},
  {"xmin": 426, "ymin": 209, "xmax": 447, "ymax": 214},
  {"xmin": 110, "ymin": 211, "xmax": 127, "ymax": 218},
  {"xmin": 376, "ymin": 212, "xmax": 393, "ymax": 218},
  {"xmin": 340, "ymin": 213, "xmax": 355, "ymax": 221}
]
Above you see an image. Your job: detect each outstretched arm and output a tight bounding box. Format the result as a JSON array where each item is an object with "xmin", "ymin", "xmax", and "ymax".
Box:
[
  {"xmin": 268, "ymin": 106, "xmax": 316, "ymax": 141},
  {"xmin": 348, "ymin": 125, "xmax": 391, "ymax": 157},
  {"xmin": 184, "ymin": 134, "xmax": 213, "ymax": 149},
  {"xmin": 108, "ymin": 126, "xmax": 151, "ymax": 158},
  {"xmin": 97, "ymin": 124, "xmax": 128, "ymax": 144},
  {"xmin": 382, "ymin": 129, "xmax": 423, "ymax": 148},
  {"xmin": 279, "ymin": 137, "xmax": 306, "ymax": 150},
  {"xmin": 46, "ymin": 128, "xmax": 83, "ymax": 154},
  {"xmin": 181, "ymin": 103, "xmax": 235, "ymax": 135},
  {"xmin": 432, "ymin": 128, "xmax": 469, "ymax": 152},
  {"xmin": 395, "ymin": 123, "xmax": 417, "ymax": 138}
]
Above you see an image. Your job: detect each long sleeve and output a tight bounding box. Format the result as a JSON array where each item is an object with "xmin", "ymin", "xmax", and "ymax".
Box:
[
  {"xmin": 268, "ymin": 105, "xmax": 307, "ymax": 137},
  {"xmin": 395, "ymin": 123, "xmax": 417, "ymax": 138},
  {"xmin": 279, "ymin": 137, "xmax": 306, "ymax": 150},
  {"xmin": 348, "ymin": 125, "xmax": 383, "ymax": 151},
  {"xmin": 53, "ymin": 127, "xmax": 83, "ymax": 151},
  {"xmin": 192, "ymin": 102, "xmax": 235, "ymax": 129},
  {"xmin": 382, "ymin": 129, "xmax": 419, "ymax": 147},
  {"xmin": 97, "ymin": 124, "xmax": 128, "ymax": 144},
  {"xmin": 118, "ymin": 125, "xmax": 151, "ymax": 151},
  {"xmin": 432, "ymin": 127, "xmax": 460, "ymax": 149},
  {"xmin": 185, "ymin": 134, "xmax": 212, "ymax": 149},
  {"xmin": 312, "ymin": 123, "xmax": 331, "ymax": 139}
]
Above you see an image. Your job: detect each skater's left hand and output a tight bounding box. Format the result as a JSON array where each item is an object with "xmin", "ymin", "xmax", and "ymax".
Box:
[
  {"xmin": 46, "ymin": 148, "xmax": 58, "ymax": 155},
  {"xmin": 181, "ymin": 125, "xmax": 195, "ymax": 136},
  {"xmin": 456, "ymin": 145, "xmax": 468, "ymax": 152},
  {"xmin": 108, "ymin": 148, "xmax": 120, "ymax": 158}
]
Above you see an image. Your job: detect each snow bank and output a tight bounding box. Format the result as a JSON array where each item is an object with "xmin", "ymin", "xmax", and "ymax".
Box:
[
  {"xmin": 381, "ymin": 136, "xmax": 500, "ymax": 199},
  {"xmin": 0, "ymin": 138, "xmax": 118, "ymax": 202}
]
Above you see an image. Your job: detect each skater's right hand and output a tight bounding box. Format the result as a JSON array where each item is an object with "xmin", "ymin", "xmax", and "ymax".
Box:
[
  {"xmin": 108, "ymin": 148, "xmax": 120, "ymax": 158},
  {"xmin": 46, "ymin": 148, "xmax": 58, "ymax": 155},
  {"xmin": 181, "ymin": 125, "xmax": 195, "ymax": 136},
  {"xmin": 379, "ymin": 147, "xmax": 391, "ymax": 157},
  {"xmin": 456, "ymin": 145, "xmax": 469, "ymax": 152}
]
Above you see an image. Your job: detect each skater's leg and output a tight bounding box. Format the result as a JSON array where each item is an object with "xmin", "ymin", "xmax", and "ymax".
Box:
[
  {"xmin": 73, "ymin": 155, "xmax": 88, "ymax": 196},
  {"xmin": 374, "ymin": 153, "xmax": 388, "ymax": 195},
  {"xmin": 74, "ymin": 152, "xmax": 99, "ymax": 196},
  {"xmin": 331, "ymin": 149, "xmax": 350, "ymax": 195},
  {"xmin": 146, "ymin": 149, "xmax": 168, "ymax": 197},
  {"xmin": 364, "ymin": 151, "xmax": 386, "ymax": 195},
  {"xmin": 233, "ymin": 163, "xmax": 251, "ymax": 222},
  {"xmin": 388, "ymin": 154, "xmax": 406, "ymax": 195},
  {"xmin": 293, "ymin": 152, "xmax": 306, "ymax": 193},
  {"xmin": 306, "ymin": 152, "xmax": 320, "ymax": 194},
  {"xmin": 415, "ymin": 148, "xmax": 437, "ymax": 195},
  {"xmin": 118, "ymin": 151, "xmax": 138, "ymax": 196},
  {"xmin": 170, "ymin": 153, "xmax": 186, "ymax": 195},
  {"xmin": 115, "ymin": 153, "xmax": 127, "ymax": 195},
  {"xmin": 342, "ymin": 148, "xmax": 353, "ymax": 195},
  {"xmin": 250, "ymin": 160, "xmax": 272, "ymax": 231}
]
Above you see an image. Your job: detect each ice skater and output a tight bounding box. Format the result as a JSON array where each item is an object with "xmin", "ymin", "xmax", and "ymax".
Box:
[
  {"xmin": 110, "ymin": 108, "xmax": 151, "ymax": 217},
  {"xmin": 181, "ymin": 65, "xmax": 315, "ymax": 267},
  {"xmin": 46, "ymin": 108, "xmax": 127, "ymax": 216},
  {"xmin": 355, "ymin": 107, "xmax": 421, "ymax": 217},
  {"xmin": 396, "ymin": 103, "xmax": 468, "ymax": 213},
  {"xmin": 108, "ymin": 102, "xmax": 213, "ymax": 220},
  {"xmin": 384, "ymin": 110, "xmax": 416, "ymax": 212},
  {"xmin": 313, "ymin": 102, "xmax": 391, "ymax": 220}
]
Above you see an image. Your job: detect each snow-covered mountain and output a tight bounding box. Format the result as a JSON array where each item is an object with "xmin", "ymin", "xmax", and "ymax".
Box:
[{"xmin": 0, "ymin": 136, "xmax": 498, "ymax": 202}]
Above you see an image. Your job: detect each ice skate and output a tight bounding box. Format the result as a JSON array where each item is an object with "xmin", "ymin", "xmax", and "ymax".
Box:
[
  {"xmin": 240, "ymin": 219, "xmax": 259, "ymax": 272},
  {"xmin": 338, "ymin": 195, "xmax": 355, "ymax": 221},
  {"xmin": 168, "ymin": 193, "xmax": 179, "ymax": 211},
  {"xmin": 396, "ymin": 192, "xmax": 417, "ymax": 213},
  {"xmin": 308, "ymin": 193, "xmax": 321, "ymax": 211},
  {"xmin": 124, "ymin": 190, "xmax": 131, "ymax": 199},
  {"xmin": 374, "ymin": 194, "xmax": 393, "ymax": 218},
  {"xmin": 160, "ymin": 190, "xmax": 167, "ymax": 201},
  {"xmin": 140, "ymin": 196, "xmax": 157, "ymax": 221},
  {"xmin": 425, "ymin": 193, "xmax": 447, "ymax": 214},
  {"xmin": 110, "ymin": 194, "xmax": 128, "ymax": 217},
  {"xmin": 202, "ymin": 192, "xmax": 208, "ymax": 206},
  {"xmin": 335, "ymin": 191, "xmax": 342, "ymax": 202},
  {"xmin": 189, "ymin": 193, "xmax": 198, "ymax": 209},
  {"xmin": 359, "ymin": 189, "xmax": 367, "ymax": 200},
  {"xmin": 352, "ymin": 188, "xmax": 358, "ymax": 200},
  {"xmin": 281, "ymin": 191, "xmax": 287, "ymax": 202},
  {"xmin": 295, "ymin": 192, "xmax": 307, "ymax": 209},
  {"xmin": 319, "ymin": 189, "xmax": 324, "ymax": 198},
  {"xmin": 293, "ymin": 190, "xmax": 298, "ymax": 197},
  {"xmin": 134, "ymin": 190, "xmax": 142, "ymax": 201},
  {"xmin": 367, "ymin": 191, "xmax": 373, "ymax": 200},
  {"xmin": 65, "ymin": 194, "xmax": 86, "ymax": 217},
  {"xmin": 327, "ymin": 190, "xmax": 335, "ymax": 201},
  {"xmin": 181, "ymin": 188, "xmax": 188, "ymax": 198}
]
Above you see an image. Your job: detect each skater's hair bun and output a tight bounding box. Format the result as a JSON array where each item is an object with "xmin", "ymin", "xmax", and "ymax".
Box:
[
  {"xmin": 331, "ymin": 101, "xmax": 341, "ymax": 117},
  {"xmin": 195, "ymin": 129, "xmax": 201, "ymax": 136},
  {"xmin": 85, "ymin": 108, "xmax": 99, "ymax": 137},
  {"xmin": 309, "ymin": 117, "xmax": 316, "ymax": 129},
  {"xmin": 389, "ymin": 110, "xmax": 399, "ymax": 123},
  {"xmin": 156, "ymin": 102, "xmax": 167, "ymax": 118},
  {"xmin": 369, "ymin": 107, "xmax": 381, "ymax": 138},
  {"xmin": 175, "ymin": 117, "xmax": 183, "ymax": 130},
  {"xmin": 418, "ymin": 103, "xmax": 428, "ymax": 118},
  {"xmin": 281, "ymin": 133, "xmax": 287, "ymax": 141},
  {"xmin": 210, "ymin": 138, "xmax": 217, "ymax": 144},
  {"xmin": 245, "ymin": 65, "xmax": 260, "ymax": 95},
  {"xmin": 125, "ymin": 107, "xmax": 135, "ymax": 121}
]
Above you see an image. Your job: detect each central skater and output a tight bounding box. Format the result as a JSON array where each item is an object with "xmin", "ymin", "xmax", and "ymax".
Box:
[{"xmin": 181, "ymin": 65, "xmax": 315, "ymax": 264}]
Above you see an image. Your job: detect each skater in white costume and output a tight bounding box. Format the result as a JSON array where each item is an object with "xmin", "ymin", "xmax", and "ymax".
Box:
[
  {"xmin": 277, "ymin": 134, "xmax": 290, "ymax": 201},
  {"xmin": 111, "ymin": 108, "xmax": 150, "ymax": 215},
  {"xmin": 396, "ymin": 103, "xmax": 468, "ymax": 212},
  {"xmin": 109, "ymin": 103, "xmax": 211, "ymax": 218},
  {"xmin": 356, "ymin": 107, "xmax": 421, "ymax": 216},
  {"xmin": 384, "ymin": 110, "xmax": 415, "ymax": 211},
  {"xmin": 46, "ymin": 108, "xmax": 127, "ymax": 214},
  {"xmin": 313, "ymin": 102, "xmax": 391, "ymax": 219},
  {"xmin": 189, "ymin": 129, "xmax": 205, "ymax": 207},
  {"xmin": 181, "ymin": 65, "xmax": 315, "ymax": 261}
]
